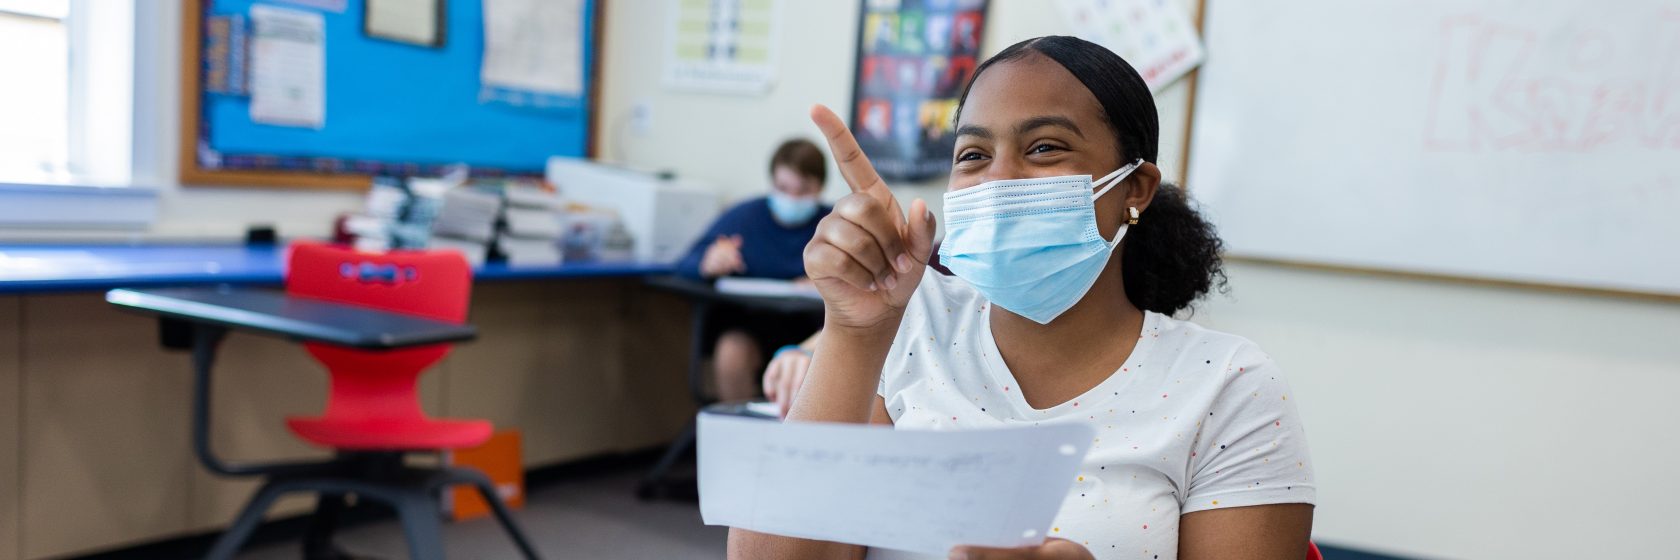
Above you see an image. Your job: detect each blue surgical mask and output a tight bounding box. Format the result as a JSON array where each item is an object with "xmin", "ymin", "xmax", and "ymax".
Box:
[
  {"xmin": 938, "ymin": 160, "xmax": 1144, "ymax": 324},
  {"xmin": 767, "ymin": 191, "xmax": 820, "ymax": 226}
]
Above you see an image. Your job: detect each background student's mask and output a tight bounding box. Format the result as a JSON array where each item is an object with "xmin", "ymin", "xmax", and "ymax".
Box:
[{"xmin": 938, "ymin": 160, "xmax": 1143, "ymax": 324}]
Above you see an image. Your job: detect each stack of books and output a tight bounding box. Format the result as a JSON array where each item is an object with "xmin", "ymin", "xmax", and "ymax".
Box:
[
  {"xmin": 428, "ymin": 186, "xmax": 503, "ymax": 267},
  {"xmin": 494, "ymin": 181, "xmax": 565, "ymax": 267}
]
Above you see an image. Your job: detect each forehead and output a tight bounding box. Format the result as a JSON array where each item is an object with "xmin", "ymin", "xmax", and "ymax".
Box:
[
  {"xmin": 956, "ymin": 53, "xmax": 1108, "ymax": 132},
  {"xmin": 772, "ymin": 165, "xmax": 808, "ymax": 180}
]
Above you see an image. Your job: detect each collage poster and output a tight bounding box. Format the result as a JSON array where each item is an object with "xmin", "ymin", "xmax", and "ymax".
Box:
[{"xmin": 849, "ymin": 0, "xmax": 989, "ymax": 182}]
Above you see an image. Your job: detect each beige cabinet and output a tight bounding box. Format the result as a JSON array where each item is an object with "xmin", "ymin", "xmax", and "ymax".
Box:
[
  {"xmin": 2, "ymin": 296, "xmax": 20, "ymax": 560},
  {"xmin": 20, "ymin": 294, "xmax": 196, "ymax": 558}
]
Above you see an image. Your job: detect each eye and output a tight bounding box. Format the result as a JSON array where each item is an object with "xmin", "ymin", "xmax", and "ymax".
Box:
[
  {"xmin": 1028, "ymin": 143, "xmax": 1064, "ymax": 154},
  {"xmin": 955, "ymin": 150, "xmax": 987, "ymax": 163}
]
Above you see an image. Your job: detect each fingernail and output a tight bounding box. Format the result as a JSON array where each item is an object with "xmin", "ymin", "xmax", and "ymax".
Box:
[
  {"xmin": 867, "ymin": 281, "xmax": 877, "ymax": 292},
  {"xmin": 896, "ymin": 254, "xmax": 912, "ymax": 273},
  {"xmin": 883, "ymin": 274, "xmax": 898, "ymax": 290},
  {"xmin": 947, "ymin": 550, "xmax": 968, "ymax": 560}
]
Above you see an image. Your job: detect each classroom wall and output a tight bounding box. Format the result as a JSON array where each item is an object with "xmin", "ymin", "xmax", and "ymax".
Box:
[
  {"xmin": 1193, "ymin": 264, "xmax": 1680, "ymax": 559},
  {"xmin": 137, "ymin": 1, "xmax": 365, "ymax": 241},
  {"xmin": 16, "ymin": 0, "xmax": 1202, "ymax": 242},
  {"xmin": 594, "ymin": 0, "xmax": 1200, "ymax": 225}
]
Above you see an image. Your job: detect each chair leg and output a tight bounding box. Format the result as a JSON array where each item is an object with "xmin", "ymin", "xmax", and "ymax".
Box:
[
  {"xmin": 468, "ymin": 478, "xmax": 543, "ymax": 559},
  {"xmin": 637, "ymin": 418, "xmax": 697, "ymax": 500},
  {"xmin": 392, "ymin": 492, "xmax": 447, "ymax": 560},
  {"xmin": 303, "ymin": 492, "xmax": 348, "ymax": 560},
  {"xmin": 203, "ymin": 481, "xmax": 290, "ymax": 560}
]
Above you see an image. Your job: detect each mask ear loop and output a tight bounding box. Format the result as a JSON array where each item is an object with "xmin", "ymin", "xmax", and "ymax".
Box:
[
  {"xmin": 1092, "ymin": 159, "xmax": 1145, "ymax": 200},
  {"xmin": 1093, "ymin": 159, "xmax": 1145, "ymax": 248}
]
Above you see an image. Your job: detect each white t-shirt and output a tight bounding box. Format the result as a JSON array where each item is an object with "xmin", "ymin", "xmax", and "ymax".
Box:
[{"xmin": 868, "ymin": 270, "xmax": 1316, "ymax": 560}]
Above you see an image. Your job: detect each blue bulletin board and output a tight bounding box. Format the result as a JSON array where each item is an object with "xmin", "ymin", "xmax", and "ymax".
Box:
[{"xmin": 182, "ymin": 0, "xmax": 598, "ymax": 188}]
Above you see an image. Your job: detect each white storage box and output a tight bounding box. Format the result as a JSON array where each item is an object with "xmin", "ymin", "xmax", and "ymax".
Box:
[{"xmin": 546, "ymin": 157, "xmax": 719, "ymax": 263}]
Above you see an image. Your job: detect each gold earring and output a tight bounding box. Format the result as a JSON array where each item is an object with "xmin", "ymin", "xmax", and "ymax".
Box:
[{"xmin": 1126, "ymin": 206, "xmax": 1140, "ymax": 225}]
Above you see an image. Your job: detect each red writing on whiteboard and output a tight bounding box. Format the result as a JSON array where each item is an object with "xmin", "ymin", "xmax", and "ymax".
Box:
[{"xmin": 1423, "ymin": 11, "xmax": 1680, "ymax": 152}]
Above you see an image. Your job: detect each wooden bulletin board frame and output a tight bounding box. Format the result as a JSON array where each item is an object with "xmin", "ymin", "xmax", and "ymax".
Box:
[
  {"xmin": 1176, "ymin": 0, "xmax": 1678, "ymax": 303},
  {"xmin": 178, "ymin": 0, "xmax": 604, "ymax": 191}
]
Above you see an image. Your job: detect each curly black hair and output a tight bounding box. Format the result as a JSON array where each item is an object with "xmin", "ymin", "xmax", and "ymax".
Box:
[{"xmin": 953, "ymin": 36, "xmax": 1227, "ymax": 316}]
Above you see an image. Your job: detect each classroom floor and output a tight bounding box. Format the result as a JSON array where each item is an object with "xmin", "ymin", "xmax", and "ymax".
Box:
[{"xmin": 235, "ymin": 468, "xmax": 726, "ymax": 559}]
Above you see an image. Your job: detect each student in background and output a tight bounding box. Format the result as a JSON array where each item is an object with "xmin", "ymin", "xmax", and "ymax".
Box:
[
  {"xmin": 678, "ymin": 139, "xmax": 832, "ymax": 403},
  {"xmin": 731, "ymin": 36, "xmax": 1314, "ymax": 559},
  {"xmin": 762, "ymin": 251, "xmax": 951, "ymax": 417}
]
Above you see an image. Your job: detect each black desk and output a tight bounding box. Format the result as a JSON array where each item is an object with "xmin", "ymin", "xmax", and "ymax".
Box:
[
  {"xmin": 638, "ymin": 276, "xmax": 824, "ymax": 499},
  {"xmin": 107, "ymin": 287, "xmax": 477, "ymax": 349},
  {"xmin": 643, "ymin": 275, "xmax": 829, "ymax": 315},
  {"xmin": 105, "ymin": 286, "xmax": 538, "ymax": 559}
]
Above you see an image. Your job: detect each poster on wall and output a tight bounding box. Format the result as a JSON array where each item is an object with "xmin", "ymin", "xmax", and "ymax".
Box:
[
  {"xmin": 663, "ymin": 0, "xmax": 781, "ymax": 94},
  {"xmin": 849, "ymin": 0, "xmax": 989, "ymax": 182},
  {"xmin": 1055, "ymin": 0, "xmax": 1202, "ymax": 92}
]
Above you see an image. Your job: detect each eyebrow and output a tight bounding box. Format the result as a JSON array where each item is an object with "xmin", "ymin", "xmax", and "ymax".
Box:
[
  {"xmin": 955, "ymin": 124, "xmax": 992, "ymax": 140},
  {"xmin": 1016, "ymin": 115, "xmax": 1085, "ymax": 139},
  {"xmin": 953, "ymin": 115, "xmax": 1085, "ymax": 141}
]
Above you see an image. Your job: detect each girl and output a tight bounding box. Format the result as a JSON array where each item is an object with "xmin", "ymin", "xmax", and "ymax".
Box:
[{"xmin": 730, "ymin": 36, "xmax": 1315, "ymax": 560}]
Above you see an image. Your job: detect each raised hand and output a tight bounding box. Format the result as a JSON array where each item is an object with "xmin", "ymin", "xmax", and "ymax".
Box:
[
  {"xmin": 802, "ymin": 104, "xmax": 937, "ymax": 331},
  {"xmin": 761, "ymin": 346, "xmax": 812, "ymax": 418}
]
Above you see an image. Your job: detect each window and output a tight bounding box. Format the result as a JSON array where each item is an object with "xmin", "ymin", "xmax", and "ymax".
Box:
[
  {"xmin": 0, "ymin": 0, "xmax": 152, "ymax": 228},
  {"xmin": 0, "ymin": 0, "xmax": 135, "ymax": 186},
  {"xmin": 0, "ymin": 0, "xmax": 70, "ymax": 181}
]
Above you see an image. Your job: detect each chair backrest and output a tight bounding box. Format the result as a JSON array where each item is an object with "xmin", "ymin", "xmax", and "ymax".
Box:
[{"xmin": 285, "ymin": 241, "xmax": 472, "ymax": 424}]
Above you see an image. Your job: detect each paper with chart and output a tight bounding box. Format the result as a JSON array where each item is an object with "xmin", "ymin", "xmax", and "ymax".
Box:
[
  {"xmin": 1056, "ymin": 0, "xmax": 1203, "ymax": 91},
  {"xmin": 698, "ymin": 414, "xmax": 1094, "ymax": 555},
  {"xmin": 248, "ymin": 4, "xmax": 326, "ymax": 128},
  {"xmin": 663, "ymin": 0, "xmax": 780, "ymax": 94},
  {"xmin": 480, "ymin": 0, "xmax": 585, "ymax": 108}
]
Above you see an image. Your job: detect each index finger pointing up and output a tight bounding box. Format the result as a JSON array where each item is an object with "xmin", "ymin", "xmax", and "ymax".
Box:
[{"xmin": 809, "ymin": 104, "xmax": 887, "ymax": 196}]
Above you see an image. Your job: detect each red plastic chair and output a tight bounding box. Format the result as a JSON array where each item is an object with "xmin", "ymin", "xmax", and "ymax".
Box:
[
  {"xmin": 192, "ymin": 241, "xmax": 540, "ymax": 560},
  {"xmin": 284, "ymin": 241, "xmax": 490, "ymax": 451}
]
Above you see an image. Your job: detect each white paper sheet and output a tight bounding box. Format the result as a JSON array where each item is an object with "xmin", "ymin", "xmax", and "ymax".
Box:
[
  {"xmin": 1055, "ymin": 0, "xmax": 1204, "ymax": 92},
  {"xmin": 365, "ymin": 0, "xmax": 440, "ymax": 46},
  {"xmin": 480, "ymin": 0, "xmax": 585, "ymax": 98},
  {"xmin": 249, "ymin": 4, "xmax": 326, "ymax": 128},
  {"xmin": 698, "ymin": 414, "xmax": 1094, "ymax": 556},
  {"xmin": 714, "ymin": 277, "xmax": 820, "ymax": 299}
]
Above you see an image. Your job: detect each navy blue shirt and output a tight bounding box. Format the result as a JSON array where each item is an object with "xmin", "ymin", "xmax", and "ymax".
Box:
[{"xmin": 677, "ymin": 197, "xmax": 832, "ymax": 281}]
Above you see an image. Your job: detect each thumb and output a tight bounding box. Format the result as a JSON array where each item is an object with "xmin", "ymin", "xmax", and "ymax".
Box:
[{"xmin": 905, "ymin": 198, "xmax": 936, "ymax": 264}]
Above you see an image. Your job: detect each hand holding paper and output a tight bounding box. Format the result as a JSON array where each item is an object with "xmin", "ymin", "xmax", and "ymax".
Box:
[{"xmin": 698, "ymin": 413, "xmax": 1094, "ymax": 556}]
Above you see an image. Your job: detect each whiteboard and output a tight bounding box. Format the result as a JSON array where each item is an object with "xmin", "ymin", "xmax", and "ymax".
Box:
[{"xmin": 1187, "ymin": 0, "xmax": 1680, "ymax": 296}]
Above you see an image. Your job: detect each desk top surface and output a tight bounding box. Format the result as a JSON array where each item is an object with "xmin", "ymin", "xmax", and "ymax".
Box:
[
  {"xmin": 0, "ymin": 244, "xmax": 675, "ymax": 294},
  {"xmin": 107, "ymin": 287, "xmax": 478, "ymax": 349},
  {"xmin": 643, "ymin": 276, "xmax": 826, "ymax": 314}
]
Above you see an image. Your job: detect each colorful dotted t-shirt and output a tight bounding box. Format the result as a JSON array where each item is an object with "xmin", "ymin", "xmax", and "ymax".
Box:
[{"xmin": 867, "ymin": 269, "xmax": 1317, "ymax": 560}]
